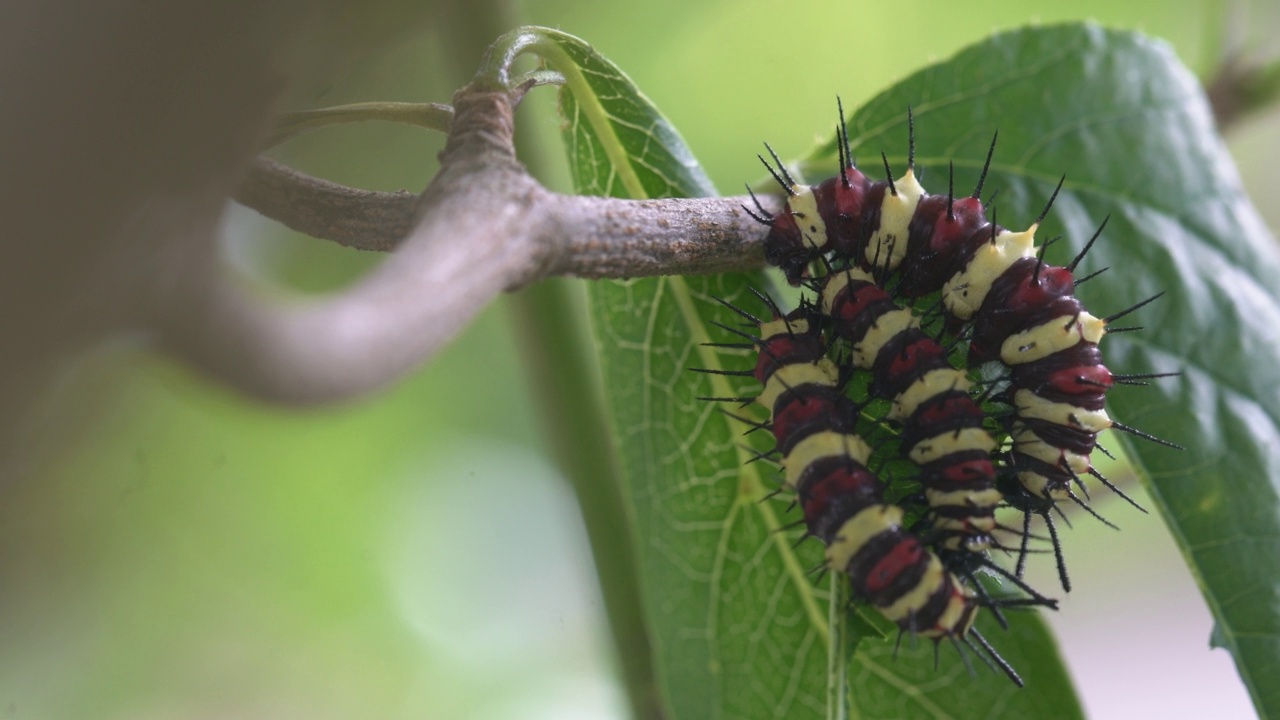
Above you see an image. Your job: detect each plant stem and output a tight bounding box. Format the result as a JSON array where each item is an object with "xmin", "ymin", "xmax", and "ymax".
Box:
[
  {"xmin": 471, "ymin": 14, "xmax": 664, "ymax": 720},
  {"xmin": 507, "ymin": 280, "xmax": 663, "ymax": 720},
  {"xmin": 269, "ymin": 102, "xmax": 454, "ymax": 147}
]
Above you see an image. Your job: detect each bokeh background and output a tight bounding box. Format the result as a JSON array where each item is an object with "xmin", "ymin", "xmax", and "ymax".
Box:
[{"xmin": 1, "ymin": 1, "xmax": 1276, "ymax": 718}]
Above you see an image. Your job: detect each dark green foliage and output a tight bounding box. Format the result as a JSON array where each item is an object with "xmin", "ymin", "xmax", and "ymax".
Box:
[{"xmin": 538, "ymin": 22, "xmax": 1280, "ymax": 720}]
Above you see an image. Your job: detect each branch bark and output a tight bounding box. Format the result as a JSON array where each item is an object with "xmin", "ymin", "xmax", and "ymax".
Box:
[
  {"xmin": 233, "ymin": 158, "xmax": 417, "ymax": 252},
  {"xmin": 1206, "ymin": 53, "xmax": 1280, "ymax": 131},
  {"xmin": 234, "ymin": 156, "xmax": 770, "ymax": 276},
  {"xmin": 156, "ymin": 83, "xmax": 775, "ymax": 404}
]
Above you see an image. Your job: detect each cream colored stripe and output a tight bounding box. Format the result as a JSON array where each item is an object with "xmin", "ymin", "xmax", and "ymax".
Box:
[
  {"xmin": 1016, "ymin": 470, "xmax": 1068, "ymax": 500},
  {"xmin": 786, "ymin": 187, "xmax": 827, "ymax": 251},
  {"xmin": 782, "ymin": 430, "xmax": 872, "ymax": 491},
  {"xmin": 825, "ymin": 504, "xmax": 903, "ymax": 573},
  {"xmin": 925, "ymin": 487, "xmax": 1003, "ymax": 511},
  {"xmin": 852, "ymin": 308, "xmax": 916, "ymax": 368},
  {"xmin": 942, "ymin": 226, "xmax": 1038, "ymax": 320},
  {"xmin": 1013, "ymin": 388, "xmax": 1112, "ymax": 432},
  {"xmin": 758, "ymin": 317, "xmax": 809, "ymax": 342},
  {"xmin": 820, "ymin": 267, "xmax": 875, "ymax": 315},
  {"xmin": 821, "ymin": 271, "xmax": 850, "ymax": 315},
  {"xmin": 908, "ymin": 427, "xmax": 998, "ymax": 464},
  {"xmin": 881, "ymin": 552, "xmax": 944, "ymax": 620},
  {"xmin": 920, "ymin": 579, "xmax": 972, "ymax": 638},
  {"xmin": 933, "ymin": 515, "xmax": 997, "ymax": 534},
  {"xmin": 889, "ymin": 368, "xmax": 972, "ymax": 421},
  {"xmin": 863, "ymin": 168, "xmax": 925, "ymax": 272},
  {"xmin": 1011, "ymin": 422, "xmax": 1092, "ymax": 473},
  {"xmin": 1000, "ymin": 311, "xmax": 1106, "ymax": 365},
  {"xmin": 757, "ymin": 358, "xmax": 838, "ymax": 411}
]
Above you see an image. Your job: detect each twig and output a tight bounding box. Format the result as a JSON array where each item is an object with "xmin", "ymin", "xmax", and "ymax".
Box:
[
  {"xmin": 157, "ymin": 82, "xmax": 775, "ymax": 404},
  {"xmin": 233, "ymin": 158, "xmax": 417, "ymax": 252},
  {"xmin": 1206, "ymin": 53, "xmax": 1280, "ymax": 131},
  {"xmin": 234, "ymin": 156, "xmax": 771, "ymax": 275}
]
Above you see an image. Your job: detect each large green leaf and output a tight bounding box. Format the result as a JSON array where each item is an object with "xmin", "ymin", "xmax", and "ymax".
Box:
[
  {"xmin": 530, "ymin": 25, "xmax": 1078, "ymax": 720},
  {"xmin": 791, "ymin": 23, "xmax": 1280, "ymax": 718}
]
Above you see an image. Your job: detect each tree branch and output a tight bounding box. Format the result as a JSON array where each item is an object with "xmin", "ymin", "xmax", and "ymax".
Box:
[
  {"xmin": 545, "ymin": 193, "xmax": 769, "ymax": 278},
  {"xmin": 234, "ymin": 157, "xmax": 417, "ymax": 251},
  {"xmin": 1206, "ymin": 52, "xmax": 1280, "ymax": 131},
  {"xmin": 234, "ymin": 156, "xmax": 770, "ymax": 274},
  {"xmin": 156, "ymin": 81, "xmax": 775, "ymax": 404}
]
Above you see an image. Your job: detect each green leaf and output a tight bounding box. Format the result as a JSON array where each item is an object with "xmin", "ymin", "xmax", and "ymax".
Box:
[
  {"xmin": 535, "ymin": 26, "xmax": 1079, "ymax": 719},
  {"xmin": 797, "ymin": 23, "xmax": 1280, "ymax": 719}
]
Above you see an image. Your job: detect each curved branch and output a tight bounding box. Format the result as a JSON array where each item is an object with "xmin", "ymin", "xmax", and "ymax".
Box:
[
  {"xmin": 157, "ymin": 81, "xmax": 776, "ymax": 404},
  {"xmin": 1206, "ymin": 53, "xmax": 1280, "ymax": 131},
  {"xmin": 269, "ymin": 101, "xmax": 455, "ymax": 146},
  {"xmin": 155, "ymin": 181, "xmax": 547, "ymax": 403},
  {"xmin": 234, "ymin": 158, "xmax": 417, "ymax": 251}
]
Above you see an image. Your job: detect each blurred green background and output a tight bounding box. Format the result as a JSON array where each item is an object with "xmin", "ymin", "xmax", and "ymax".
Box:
[{"xmin": 1, "ymin": 1, "xmax": 1276, "ymax": 718}]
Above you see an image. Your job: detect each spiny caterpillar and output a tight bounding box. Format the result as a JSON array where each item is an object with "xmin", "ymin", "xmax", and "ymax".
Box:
[
  {"xmin": 693, "ymin": 295, "xmax": 1056, "ymax": 685},
  {"xmin": 742, "ymin": 103, "xmax": 1181, "ymax": 590}
]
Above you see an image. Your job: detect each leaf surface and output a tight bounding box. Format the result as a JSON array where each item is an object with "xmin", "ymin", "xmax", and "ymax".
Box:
[{"xmin": 538, "ymin": 25, "xmax": 1090, "ymax": 720}]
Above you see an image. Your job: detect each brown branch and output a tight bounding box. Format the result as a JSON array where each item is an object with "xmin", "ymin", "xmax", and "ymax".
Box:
[
  {"xmin": 1206, "ymin": 53, "xmax": 1280, "ymax": 131},
  {"xmin": 546, "ymin": 194, "xmax": 768, "ymax": 278},
  {"xmin": 155, "ymin": 81, "xmax": 775, "ymax": 404},
  {"xmin": 234, "ymin": 158, "xmax": 417, "ymax": 251},
  {"xmin": 235, "ymin": 157, "xmax": 769, "ymax": 274}
]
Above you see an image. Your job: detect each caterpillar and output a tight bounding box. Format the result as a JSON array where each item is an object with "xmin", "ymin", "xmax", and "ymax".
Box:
[
  {"xmin": 819, "ymin": 266, "xmax": 1001, "ymax": 555},
  {"xmin": 745, "ymin": 105, "xmax": 1181, "ymax": 588},
  {"xmin": 694, "ymin": 293, "xmax": 1057, "ymax": 685}
]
